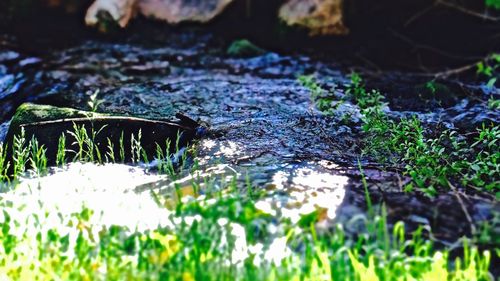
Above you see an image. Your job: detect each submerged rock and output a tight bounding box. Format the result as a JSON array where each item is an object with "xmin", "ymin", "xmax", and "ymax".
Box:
[{"xmin": 279, "ymin": 0, "xmax": 348, "ymax": 35}]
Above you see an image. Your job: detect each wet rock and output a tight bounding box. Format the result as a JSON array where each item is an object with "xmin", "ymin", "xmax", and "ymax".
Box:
[
  {"xmin": 124, "ymin": 60, "xmax": 170, "ymax": 74},
  {"xmin": 226, "ymin": 39, "xmax": 266, "ymax": 58},
  {"xmin": 18, "ymin": 57, "xmax": 42, "ymax": 68},
  {"xmin": 0, "ymin": 51, "xmax": 20, "ymax": 63},
  {"xmin": 0, "ymin": 121, "xmax": 10, "ymax": 143},
  {"xmin": 279, "ymin": 0, "xmax": 349, "ymax": 35},
  {"xmin": 0, "ymin": 74, "xmax": 25, "ymax": 100},
  {"xmin": 447, "ymin": 99, "xmax": 500, "ymax": 129},
  {"xmin": 85, "ymin": 0, "xmax": 234, "ymax": 29}
]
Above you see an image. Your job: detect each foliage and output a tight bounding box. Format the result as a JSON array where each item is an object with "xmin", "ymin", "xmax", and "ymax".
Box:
[
  {"xmin": 477, "ymin": 54, "xmax": 500, "ymax": 89},
  {"xmin": 465, "ymin": 124, "xmax": 500, "ymax": 192},
  {"xmin": 88, "ymin": 89, "xmax": 104, "ymax": 113},
  {"xmin": 485, "ymin": 0, "xmax": 500, "ymax": 9},
  {"xmin": 28, "ymin": 136, "xmax": 47, "ymax": 177},
  {"xmin": 0, "ymin": 142, "xmax": 9, "ymax": 182},
  {"xmin": 0, "ymin": 82, "xmax": 496, "ymax": 279},
  {"xmin": 226, "ymin": 39, "xmax": 266, "ymax": 58},
  {"xmin": 0, "ymin": 106, "xmax": 496, "ymax": 280},
  {"xmin": 300, "ymin": 74, "xmax": 500, "ymax": 196},
  {"xmin": 298, "ymin": 75, "xmax": 339, "ymax": 114},
  {"xmin": 0, "ymin": 171, "xmax": 493, "ymax": 280}
]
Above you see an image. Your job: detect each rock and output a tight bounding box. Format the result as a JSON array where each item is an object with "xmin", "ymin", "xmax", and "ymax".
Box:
[
  {"xmin": 7, "ymin": 103, "xmax": 104, "ymax": 138},
  {"xmin": 85, "ymin": 0, "xmax": 137, "ymax": 28},
  {"xmin": 0, "ymin": 74, "xmax": 22, "ymax": 100},
  {"xmin": 5, "ymin": 103, "xmax": 202, "ymax": 164},
  {"xmin": 84, "ymin": 0, "xmax": 349, "ymax": 36},
  {"xmin": 85, "ymin": 0, "xmax": 234, "ymax": 29},
  {"xmin": 0, "ymin": 121, "xmax": 10, "ymax": 143},
  {"xmin": 279, "ymin": 0, "xmax": 348, "ymax": 35},
  {"xmin": 138, "ymin": 0, "xmax": 234, "ymax": 23},
  {"xmin": 226, "ymin": 39, "xmax": 266, "ymax": 58}
]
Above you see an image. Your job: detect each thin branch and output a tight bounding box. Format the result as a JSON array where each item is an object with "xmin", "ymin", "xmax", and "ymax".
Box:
[
  {"xmin": 390, "ymin": 29, "xmax": 484, "ymax": 61},
  {"xmin": 438, "ymin": 0, "xmax": 500, "ymax": 21},
  {"xmin": 448, "ymin": 180, "xmax": 477, "ymax": 235},
  {"xmin": 405, "ymin": 3, "xmax": 438, "ymax": 27}
]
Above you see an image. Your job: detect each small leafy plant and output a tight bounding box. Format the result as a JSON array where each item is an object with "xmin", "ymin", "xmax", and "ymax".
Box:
[
  {"xmin": 87, "ymin": 89, "xmax": 104, "ymax": 113},
  {"xmin": 300, "ymin": 73, "xmax": 499, "ymax": 196}
]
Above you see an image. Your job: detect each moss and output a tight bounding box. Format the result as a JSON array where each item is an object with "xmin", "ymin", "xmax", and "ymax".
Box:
[
  {"xmin": 8, "ymin": 103, "xmax": 104, "ymax": 137},
  {"xmin": 226, "ymin": 39, "xmax": 266, "ymax": 57}
]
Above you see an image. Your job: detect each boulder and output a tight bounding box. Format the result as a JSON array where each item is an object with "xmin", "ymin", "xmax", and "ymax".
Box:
[
  {"xmin": 7, "ymin": 103, "xmax": 104, "ymax": 137},
  {"xmin": 6, "ymin": 103, "xmax": 202, "ymax": 164},
  {"xmin": 279, "ymin": 0, "xmax": 348, "ymax": 35},
  {"xmin": 85, "ymin": 0, "xmax": 234, "ymax": 28},
  {"xmin": 84, "ymin": 0, "xmax": 348, "ymax": 36},
  {"xmin": 85, "ymin": 0, "xmax": 137, "ymax": 28},
  {"xmin": 138, "ymin": 0, "xmax": 234, "ymax": 23}
]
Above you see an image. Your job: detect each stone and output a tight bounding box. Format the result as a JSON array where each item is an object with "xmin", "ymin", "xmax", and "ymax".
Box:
[
  {"xmin": 279, "ymin": 0, "xmax": 349, "ymax": 35},
  {"xmin": 138, "ymin": 0, "xmax": 234, "ymax": 23},
  {"xmin": 6, "ymin": 103, "xmax": 201, "ymax": 164},
  {"xmin": 85, "ymin": 0, "xmax": 137, "ymax": 28},
  {"xmin": 84, "ymin": 0, "xmax": 349, "ymax": 36},
  {"xmin": 85, "ymin": 0, "xmax": 234, "ymax": 29},
  {"xmin": 7, "ymin": 103, "xmax": 103, "ymax": 138}
]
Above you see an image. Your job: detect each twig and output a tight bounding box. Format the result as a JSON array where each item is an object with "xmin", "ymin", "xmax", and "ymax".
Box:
[
  {"xmin": 390, "ymin": 29, "xmax": 484, "ymax": 62},
  {"xmin": 356, "ymin": 49, "xmax": 494, "ymax": 80},
  {"xmin": 355, "ymin": 53, "xmax": 383, "ymax": 74},
  {"xmin": 437, "ymin": 0, "xmax": 500, "ymax": 22},
  {"xmin": 405, "ymin": 3, "xmax": 438, "ymax": 27},
  {"xmin": 396, "ymin": 173, "xmax": 403, "ymax": 192},
  {"xmin": 431, "ymin": 61, "xmax": 479, "ymax": 79},
  {"xmin": 448, "ymin": 180, "xmax": 477, "ymax": 235}
]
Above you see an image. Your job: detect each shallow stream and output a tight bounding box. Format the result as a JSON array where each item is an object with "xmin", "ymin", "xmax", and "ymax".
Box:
[{"xmin": 0, "ymin": 26, "xmax": 499, "ymax": 248}]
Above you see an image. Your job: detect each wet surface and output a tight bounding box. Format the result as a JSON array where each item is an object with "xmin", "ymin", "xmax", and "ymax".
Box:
[{"xmin": 0, "ymin": 28, "xmax": 499, "ymax": 245}]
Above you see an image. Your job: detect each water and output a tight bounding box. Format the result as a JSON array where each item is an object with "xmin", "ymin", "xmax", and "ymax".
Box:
[{"xmin": 0, "ymin": 28, "xmax": 498, "ymax": 243}]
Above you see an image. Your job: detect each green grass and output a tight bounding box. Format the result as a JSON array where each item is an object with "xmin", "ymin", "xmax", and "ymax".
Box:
[
  {"xmin": 299, "ymin": 74, "xmax": 500, "ymax": 196},
  {"xmin": 0, "ymin": 170, "xmax": 493, "ymax": 281},
  {"xmin": 0, "ymin": 120, "xmax": 495, "ymax": 280}
]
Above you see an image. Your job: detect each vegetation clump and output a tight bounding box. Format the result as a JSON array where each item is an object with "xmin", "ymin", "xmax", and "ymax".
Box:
[
  {"xmin": 299, "ymin": 74, "xmax": 499, "ymax": 196},
  {"xmin": 0, "ymin": 106, "xmax": 495, "ymax": 280},
  {"xmin": 0, "ymin": 138, "xmax": 493, "ymax": 280},
  {"xmin": 227, "ymin": 39, "xmax": 266, "ymax": 58}
]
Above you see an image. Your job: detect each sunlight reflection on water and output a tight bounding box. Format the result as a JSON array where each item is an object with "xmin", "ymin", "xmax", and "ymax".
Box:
[
  {"xmin": 260, "ymin": 164, "xmax": 348, "ymax": 223},
  {"xmin": 1, "ymin": 163, "xmax": 174, "ymax": 235},
  {"xmin": 0, "ymin": 159, "xmax": 348, "ymax": 267}
]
